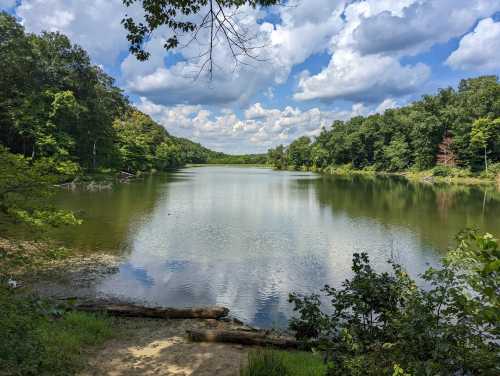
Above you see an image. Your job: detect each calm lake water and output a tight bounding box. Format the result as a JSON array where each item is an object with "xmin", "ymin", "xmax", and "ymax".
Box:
[{"xmin": 50, "ymin": 166, "xmax": 500, "ymax": 327}]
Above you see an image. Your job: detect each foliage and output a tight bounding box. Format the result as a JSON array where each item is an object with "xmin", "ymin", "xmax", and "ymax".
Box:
[
  {"xmin": 269, "ymin": 76, "xmax": 500, "ymax": 175},
  {"xmin": 0, "ymin": 146, "xmax": 80, "ymax": 228},
  {"xmin": 207, "ymin": 153, "xmax": 267, "ymax": 164},
  {"xmin": 0, "ymin": 287, "xmax": 114, "ymax": 376},
  {"xmin": 288, "ymin": 230, "xmax": 499, "ymax": 376},
  {"xmin": 470, "ymin": 118, "xmax": 500, "ymax": 172},
  {"xmin": 0, "ymin": 12, "xmax": 218, "ymax": 176},
  {"xmin": 431, "ymin": 165, "xmax": 471, "ymax": 178},
  {"xmin": 240, "ymin": 349, "xmax": 326, "ymax": 376}
]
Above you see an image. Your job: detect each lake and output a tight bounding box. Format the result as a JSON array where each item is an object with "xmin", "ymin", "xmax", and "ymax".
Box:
[{"xmin": 50, "ymin": 166, "xmax": 500, "ymax": 328}]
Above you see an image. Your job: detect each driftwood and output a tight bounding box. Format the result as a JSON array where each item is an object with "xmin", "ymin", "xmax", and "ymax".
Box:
[
  {"xmin": 74, "ymin": 302, "xmax": 229, "ymax": 319},
  {"xmin": 186, "ymin": 329, "xmax": 298, "ymax": 349}
]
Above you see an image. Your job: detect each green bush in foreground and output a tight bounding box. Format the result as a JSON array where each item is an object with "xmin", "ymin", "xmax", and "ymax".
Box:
[
  {"xmin": 241, "ymin": 349, "xmax": 326, "ymax": 376},
  {"xmin": 289, "ymin": 229, "xmax": 499, "ymax": 376},
  {"xmin": 0, "ymin": 288, "xmax": 114, "ymax": 376}
]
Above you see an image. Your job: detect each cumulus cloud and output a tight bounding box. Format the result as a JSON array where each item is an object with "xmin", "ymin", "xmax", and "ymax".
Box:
[
  {"xmin": 120, "ymin": 1, "xmax": 348, "ymax": 106},
  {"xmin": 8, "ymin": 0, "xmax": 500, "ymax": 152},
  {"xmin": 294, "ymin": 50, "xmax": 430, "ymax": 103},
  {"xmin": 13, "ymin": 0, "xmax": 498, "ymax": 108},
  {"xmin": 137, "ymin": 98, "xmax": 394, "ymax": 153},
  {"xmin": 351, "ymin": 0, "xmax": 499, "ymax": 56},
  {"xmin": 446, "ymin": 18, "xmax": 500, "ymax": 71},
  {"xmin": 375, "ymin": 98, "xmax": 398, "ymax": 114},
  {"xmin": 292, "ymin": 0, "xmax": 498, "ymax": 103},
  {"xmin": 15, "ymin": 0, "xmax": 137, "ymax": 66}
]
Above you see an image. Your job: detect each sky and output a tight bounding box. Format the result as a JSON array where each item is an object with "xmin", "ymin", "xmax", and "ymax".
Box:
[{"xmin": 2, "ymin": 0, "xmax": 500, "ymax": 154}]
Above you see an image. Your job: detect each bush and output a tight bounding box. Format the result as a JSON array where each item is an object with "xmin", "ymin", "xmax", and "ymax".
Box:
[
  {"xmin": 431, "ymin": 165, "xmax": 452, "ymax": 177},
  {"xmin": 431, "ymin": 165, "xmax": 472, "ymax": 178},
  {"xmin": 288, "ymin": 230, "xmax": 499, "ymax": 376},
  {"xmin": 481, "ymin": 162, "xmax": 500, "ymax": 179},
  {"xmin": 241, "ymin": 350, "xmax": 325, "ymax": 376}
]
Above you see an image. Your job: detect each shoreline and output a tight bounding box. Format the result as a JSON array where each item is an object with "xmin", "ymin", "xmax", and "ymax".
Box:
[
  {"xmin": 0, "ymin": 239, "xmax": 294, "ymax": 375},
  {"xmin": 277, "ymin": 165, "xmax": 500, "ymax": 187}
]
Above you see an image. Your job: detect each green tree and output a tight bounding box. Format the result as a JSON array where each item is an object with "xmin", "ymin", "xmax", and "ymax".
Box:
[
  {"xmin": 287, "ymin": 136, "xmax": 312, "ymax": 168},
  {"xmin": 267, "ymin": 76, "xmax": 500, "ymax": 174},
  {"xmin": 267, "ymin": 145, "xmax": 286, "ymax": 170},
  {"xmin": 470, "ymin": 117, "xmax": 500, "ymax": 172},
  {"xmin": 382, "ymin": 136, "xmax": 410, "ymax": 172}
]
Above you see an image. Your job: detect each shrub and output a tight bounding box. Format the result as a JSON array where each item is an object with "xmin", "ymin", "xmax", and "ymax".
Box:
[
  {"xmin": 481, "ymin": 162, "xmax": 500, "ymax": 179},
  {"xmin": 431, "ymin": 165, "xmax": 472, "ymax": 178},
  {"xmin": 431, "ymin": 165, "xmax": 452, "ymax": 177},
  {"xmin": 288, "ymin": 230, "xmax": 499, "ymax": 376}
]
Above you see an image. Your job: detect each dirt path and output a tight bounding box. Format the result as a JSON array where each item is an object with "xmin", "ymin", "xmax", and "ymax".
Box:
[{"xmin": 81, "ymin": 318, "xmax": 249, "ymax": 376}]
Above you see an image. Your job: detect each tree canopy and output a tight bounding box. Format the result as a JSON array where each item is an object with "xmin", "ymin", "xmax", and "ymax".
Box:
[
  {"xmin": 0, "ymin": 12, "xmax": 228, "ymax": 227},
  {"xmin": 268, "ymin": 76, "xmax": 500, "ymax": 175},
  {"xmin": 0, "ymin": 12, "xmax": 220, "ymax": 179}
]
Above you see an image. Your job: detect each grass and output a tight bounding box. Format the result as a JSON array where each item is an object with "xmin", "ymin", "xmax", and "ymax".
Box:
[
  {"xmin": 0, "ymin": 287, "xmax": 115, "ymax": 376},
  {"xmin": 241, "ymin": 349, "xmax": 327, "ymax": 376}
]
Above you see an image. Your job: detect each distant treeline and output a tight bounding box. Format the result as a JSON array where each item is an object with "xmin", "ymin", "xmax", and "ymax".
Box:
[
  {"xmin": 0, "ymin": 12, "xmax": 223, "ymax": 180},
  {"xmin": 207, "ymin": 153, "xmax": 267, "ymax": 165},
  {"xmin": 268, "ymin": 76, "xmax": 500, "ymax": 177}
]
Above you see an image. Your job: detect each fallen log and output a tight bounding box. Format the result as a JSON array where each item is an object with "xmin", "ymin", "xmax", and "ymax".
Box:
[
  {"xmin": 74, "ymin": 302, "xmax": 229, "ymax": 319},
  {"xmin": 186, "ymin": 329, "xmax": 298, "ymax": 349}
]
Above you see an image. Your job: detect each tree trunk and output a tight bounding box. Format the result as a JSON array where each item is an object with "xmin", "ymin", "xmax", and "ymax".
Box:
[
  {"xmin": 74, "ymin": 302, "xmax": 229, "ymax": 319},
  {"xmin": 484, "ymin": 146, "xmax": 488, "ymax": 172},
  {"xmin": 186, "ymin": 329, "xmax": 298, "ymax": 349},
  {"xmin": 92, "ymin": 140, "xmax": 97, "ymax": 170}
]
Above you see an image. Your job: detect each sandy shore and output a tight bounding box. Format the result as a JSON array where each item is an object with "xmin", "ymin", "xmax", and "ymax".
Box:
[{"xmin": 80, "ymin": 317, "xmax": 249, "ymax": 376}]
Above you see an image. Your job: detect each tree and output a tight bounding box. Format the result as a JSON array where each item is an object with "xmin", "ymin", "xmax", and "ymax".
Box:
[
  {"xmin": 267, "ymin": 145, "xmax": 286, "ymax": 170},
  {"xmin": 287, "ymin": 136, "xmax": 311, "ymax": 168},
  {"xmin": 0, "ymin": 14, "xmax": 216, "ymax": 175},
  {"xmin": 470, "ymin": 118, "xmax": 500, "ymax": 172},
  {"xmin": 266, "ymin": 76, "xmax": 500, "ymax": 174},
  {"xmin": 382, "ymin": 136, "xmax": 410, "ymax": 172},
  {"xmin": 121, "ymin": 0, "xmax": 281, "ymax": 77}
]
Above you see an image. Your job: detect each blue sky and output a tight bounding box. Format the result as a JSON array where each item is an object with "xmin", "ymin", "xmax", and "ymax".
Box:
[{"xmin": 2, "ymin": 0, "xmax": 500, "ymax": 154}]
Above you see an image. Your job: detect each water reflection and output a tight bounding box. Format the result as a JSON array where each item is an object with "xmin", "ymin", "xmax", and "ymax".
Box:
[{"xmin": 50, "ymin": 167, "xmax": 493, "ymax": 328}]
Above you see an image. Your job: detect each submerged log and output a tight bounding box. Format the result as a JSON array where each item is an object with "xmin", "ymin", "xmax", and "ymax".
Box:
[
  {"xmin": 186, "ymin": 329, "xmax": 298, "ymax": 349},
  {"xmin": 75, "ymin": 302, "xmax": 229, "ymax": 319}
]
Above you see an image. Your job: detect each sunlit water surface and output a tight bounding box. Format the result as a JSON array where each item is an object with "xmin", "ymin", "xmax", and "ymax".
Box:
[{"xmin": 49, "ymin": 167, "xmax": 500, "ymax": 327}]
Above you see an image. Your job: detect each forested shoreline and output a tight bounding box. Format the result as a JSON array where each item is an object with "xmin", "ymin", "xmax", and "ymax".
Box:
[
  {"xmin": 0, "ymin": 12, "xmax": 222, "ymax": 182},
  {"xmin": 268, "ymin": 76, "xmax": 500, "ymax": 182}
]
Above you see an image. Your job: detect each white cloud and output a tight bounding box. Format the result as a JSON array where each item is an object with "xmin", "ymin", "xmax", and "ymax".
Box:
[
  {"xmin": 375, "ymin": 98, "xmax": 398, "ymax": 114},
  {"xmin": 121, "ymin": 1, "xmax": 348, "ymax": 106},
  {"xmin": 292, "ymin": 0, "xmax": 498, "ymax": 103},
  {"xmin": 351, "ymin": 0, "xmax": 499, "ymax": 56},
  {"xmin": 15, "ymin": 0, "xmax": 136, "ymax": 66},
  {"xmin": 446, "ymin": 17, "xmax": 500, "ymax": 71},
  {"xmin": 8, "ymin": 0, "xmax": 500, "ymax": 152},
  {"xmin": 294, "ymin": 50, "xmax": 430, "ymax": 103},
  {"xmin": 137, "ymin": 98, "xmax": 391, "ymax": 153}
]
